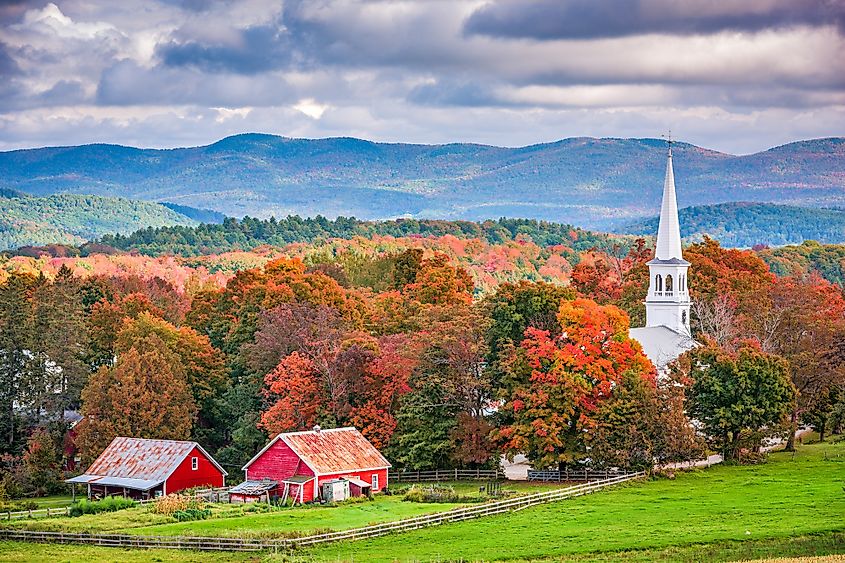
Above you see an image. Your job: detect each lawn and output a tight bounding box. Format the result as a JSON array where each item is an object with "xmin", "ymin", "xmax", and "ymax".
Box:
[
  {"xmin": 303, "ymin": 439, "xmax": 845, "ymax": 562},
  {"xmin": 6, "ymin": 480, "xmax": 559, "ymax": 538}
]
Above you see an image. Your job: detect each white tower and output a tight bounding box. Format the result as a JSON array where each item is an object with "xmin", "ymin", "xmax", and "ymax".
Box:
[{"xmin": 645, "ymin": 143, "xmax": 691, "ymax": 335}]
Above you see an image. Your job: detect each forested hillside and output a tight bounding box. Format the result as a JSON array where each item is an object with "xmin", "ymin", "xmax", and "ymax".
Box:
[
  {"xmin": 0, "ymin": 193, "xmax": 201, "ymax": 250},
  {"xmin": 622, "ymin": 202, "xmax": 845, "ymax": 247},
  {"xmin": 2, "ymin": 135, "xmax": 842, "ymax": 229},
  {"xmin": 96, "ymin": 216, "xmax": 630, "ymax": 257}
]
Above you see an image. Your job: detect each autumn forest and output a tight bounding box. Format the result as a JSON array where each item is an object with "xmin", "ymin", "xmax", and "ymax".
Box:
[{"xmin": 1, "ymin": 223, "xmax": 844, "ymax": 498}]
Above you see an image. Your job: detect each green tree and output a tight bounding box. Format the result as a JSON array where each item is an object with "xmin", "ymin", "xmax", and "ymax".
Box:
[
  {"xmin": 0, "ymin": 273, "xmax": 36, "ymax": 453},
  {"xmin": 23, "ymin": 427, "xmax": 61, "ymax": 495},
  {"xmin": 682, "ymin": 342, "xmax": 795, "ymax": 461}
]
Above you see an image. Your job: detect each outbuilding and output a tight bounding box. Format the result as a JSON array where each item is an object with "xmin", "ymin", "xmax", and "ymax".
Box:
[
  {"xmin": 240, "ymin": 426, "xmax": 390, "ymax": 504},
  {"xmin": 66, "ymin": 437, "xmax": 227, "ymax": 500}
]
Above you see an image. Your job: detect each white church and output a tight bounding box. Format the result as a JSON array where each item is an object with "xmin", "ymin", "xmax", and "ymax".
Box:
[{"xmin": 628, "ymin": 145, "xmax": 696, "ymax": 370}]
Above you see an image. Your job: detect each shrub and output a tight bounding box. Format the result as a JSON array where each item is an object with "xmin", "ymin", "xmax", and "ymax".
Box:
[
  {"xmin": 69, "ymin": 496, "xmax": 136, "ymax": 517},
  {"xmin": 172, "ymin": 508, "xmax": 211, "ymax": 522},
  {"xmin": 402, "ymin": 484, "xmax": 482, "ymax": 504},
  {"xmin": 149, "ymin": 494, "xmax": 205, "ymax": 515}
]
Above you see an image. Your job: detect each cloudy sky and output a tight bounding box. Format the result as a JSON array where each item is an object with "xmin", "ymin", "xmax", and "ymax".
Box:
[{"xmin": 0, "ymin": 0, "xmax": 843, "ymax": 153}]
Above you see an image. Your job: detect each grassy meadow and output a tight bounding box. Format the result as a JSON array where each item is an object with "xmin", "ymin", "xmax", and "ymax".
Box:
[
  {"xmin": 304, "ymin": 439, "xmax": 845, "ymax": 561},
  {"xmin": 7, "ymin": 481, "xmax": 557, "ymax": 538}
]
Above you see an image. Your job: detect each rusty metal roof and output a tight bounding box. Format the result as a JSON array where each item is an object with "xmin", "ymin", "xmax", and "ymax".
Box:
[
  {"xmin": 73, "ymin": 437, "xmax": 226, "ymax": 486},
  {"xmin": 244, "ymin": 427, "xmax": 391, "ymax": 474}
]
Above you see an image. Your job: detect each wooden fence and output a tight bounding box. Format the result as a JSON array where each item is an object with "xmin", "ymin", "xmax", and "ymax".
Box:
[
  {"xmin": 527, "ymin": 468, "xmax": 631, "ymax": 482},
  {"xmin": 389, "ymin": 468, "xmax": 505, "ymax": 482},
  {"xmin": 0, "ymin": 472, "xmax": 644, "ymax": 552}
]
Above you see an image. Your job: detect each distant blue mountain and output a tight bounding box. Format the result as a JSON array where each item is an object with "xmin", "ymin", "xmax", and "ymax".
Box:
[{"xmin": 1, "ymin": 134, "xmax": 843, "ymax": 230}]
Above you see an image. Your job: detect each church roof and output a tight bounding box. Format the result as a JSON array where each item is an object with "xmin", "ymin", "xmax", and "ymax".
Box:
[
  {"xmin": 654, "ymin": 148, "xmax": 684, "ymax": 261},
  {"xmin": 629, "ymin": 326, "xmax": 696, "ymax": 370}
]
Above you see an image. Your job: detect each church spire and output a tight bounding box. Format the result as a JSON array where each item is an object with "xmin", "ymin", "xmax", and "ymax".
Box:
[{"xmin": 654, "ymin": 142, "xmax": 683, "ymax": 260}]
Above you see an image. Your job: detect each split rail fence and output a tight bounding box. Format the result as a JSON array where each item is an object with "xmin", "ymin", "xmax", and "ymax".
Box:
[
  {"xmin": 389, "ymin": 468, "xmax": 505, "ymax": 482},
  {"xmin": 527, "ymin": 468, "xmax": 631, "ymax": 482},
  {"xmin": 0, "ymin": 472, "xmax": 644, "ymax": 552}
]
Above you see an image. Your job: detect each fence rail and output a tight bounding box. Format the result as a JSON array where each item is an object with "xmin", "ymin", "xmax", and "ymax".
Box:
[
  {"xmin": 527, "ymin": 468, "xmax": 631, "ymax": 482},
  {"xmin": 389, "ymin": 468, "xmax": 505, "ymax": 482},
  {"xmin": 0, "ymin": 472, "xmax": 644, "ymax": 552}
]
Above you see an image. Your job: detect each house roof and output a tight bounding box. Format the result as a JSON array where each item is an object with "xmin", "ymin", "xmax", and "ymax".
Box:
[
  {"xmin": 629, "ymin": 325, "xmax": 697, "ymax": 370},
  {"xmin": 243, "ymin": 427, "xmax": 391, "ymax": 474},
  {"xmin": 66, "ymin": 437, "xmax": 226, "ymax": 489}
]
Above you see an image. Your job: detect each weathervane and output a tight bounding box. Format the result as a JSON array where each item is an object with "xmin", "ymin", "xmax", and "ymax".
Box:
[{"xmin": 661, "ymin": 129, "xmax": 673, "ymax": 156}]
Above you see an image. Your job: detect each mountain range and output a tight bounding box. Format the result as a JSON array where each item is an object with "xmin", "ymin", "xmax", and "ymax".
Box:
[{"xmin": 1, "ymin": 134, "xmax": 843, "ymax": 231}]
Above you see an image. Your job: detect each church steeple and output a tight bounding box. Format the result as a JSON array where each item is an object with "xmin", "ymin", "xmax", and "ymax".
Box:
[
  {"xmin": 644, "ymin": 140, "xmax": 691, "ymax": 336},
  {"xmin": 654, "ymin": 146, "xmax": 683, "ymax": 261}
]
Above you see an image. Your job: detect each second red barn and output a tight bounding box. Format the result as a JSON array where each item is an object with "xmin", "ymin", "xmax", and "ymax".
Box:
[{"xmin": 237, "ymin": 426, "xmax": 391, "ymax": 504}]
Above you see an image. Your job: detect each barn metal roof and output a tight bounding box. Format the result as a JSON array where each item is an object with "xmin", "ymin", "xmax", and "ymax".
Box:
[
  {"xmin": 229, "ymin": 479, "xmax": 278, "ymax": 495},
  {"xmin": 65, "ymin": 474, "xmax": 161, "ymax": 490},
  {"xmin": 243, "ymin": 427, "xmax": 391, "ymax": 474},
  {"xmin": 66, "ymin": 437, "xmax": 226, "ymax": 489}
]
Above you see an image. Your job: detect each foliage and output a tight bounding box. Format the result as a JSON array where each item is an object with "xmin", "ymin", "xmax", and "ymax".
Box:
[
  {"xmin": 680, "ymin": 342, "xmax": 796, "ymax": 460},
  {"xmin": 69, "ymin": 496, "xmax": 136, "ymax": 517},
  {"xmin": 148, "ymin": 494, "xmax": 205, "ymax": 516},
  {"xmin": 495, "ymin": 298, "xmax": 655, "ymax": 470},
  {"xmin": 402, "ymin": 484, "xmax": 483, "ymax": 504},
  {"xmin": 76, "ymin": 335, "xmax": 197, "ymax": 463},
  {"xmin": 22, "ymin": 428, "xmax": 62, "ymax": 496},
  {"xmin": 172, "ymin": 507, "xmax": 212, "ymax": 522}
]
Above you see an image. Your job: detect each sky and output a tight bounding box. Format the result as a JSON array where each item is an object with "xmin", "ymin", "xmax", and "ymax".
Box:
[{"xmin": 0, "ymin": 0, "xmax": 843, "ymax": 154}]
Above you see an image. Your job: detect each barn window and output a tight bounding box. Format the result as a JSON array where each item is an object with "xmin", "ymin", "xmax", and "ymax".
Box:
[
  {"xmin": 371, "ymin": 474, "xmax": 378, "ymax": 490},
  {"xmin": 191, "ymin": 457, "xmax": 198, "ymax": 471}
]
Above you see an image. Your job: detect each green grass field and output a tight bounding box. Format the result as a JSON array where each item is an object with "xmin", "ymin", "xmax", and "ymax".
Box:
[
  {"xmin": 7, "ymin": 481, "xmax": 557, "ymax": 538},
  {"xmin": 303, "ymin": 439, "xmax": 845, "ymax": 561}
]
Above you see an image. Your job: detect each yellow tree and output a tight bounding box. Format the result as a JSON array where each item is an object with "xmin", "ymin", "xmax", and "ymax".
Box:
[{"xmin": 77, "ymin": 334, "xmax": 196, "ymax": 463}]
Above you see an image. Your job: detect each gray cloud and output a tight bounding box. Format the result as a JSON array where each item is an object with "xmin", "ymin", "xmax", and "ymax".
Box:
[
  {"xmin": 465, "ymin": 0, "xmax": 845, "ymax": 40},
  {"xmin": 157, "ymin": 20, "xmax": 294, "ymax": 74}
]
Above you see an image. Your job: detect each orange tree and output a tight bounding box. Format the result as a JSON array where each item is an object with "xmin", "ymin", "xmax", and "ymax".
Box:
[{"xmin": 495, "ymin": 298, "xmax": 655, "ymax": 470}]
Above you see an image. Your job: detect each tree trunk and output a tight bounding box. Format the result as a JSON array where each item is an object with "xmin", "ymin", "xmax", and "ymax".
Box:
[
  {"xmin": 785, "ymin": 409, "xmax": 798, "ymax": 452},
  {"xmin": 818, "ymin": 428, "xmax": 826, "ymax": 443}
]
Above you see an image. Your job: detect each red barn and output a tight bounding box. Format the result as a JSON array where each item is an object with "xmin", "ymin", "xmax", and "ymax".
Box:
[
  {"xmin": 239, "ymin": 426, "xmax": 390, "ymax": 504},
  {"xmin": 66, "ymin": 437, "xmax": 227, "ymax": 500}
]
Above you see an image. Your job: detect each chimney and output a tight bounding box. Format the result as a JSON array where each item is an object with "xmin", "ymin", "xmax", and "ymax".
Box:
[{"xmin": 313, "ymin": 424, "xmax": 321, "ymax": 434}]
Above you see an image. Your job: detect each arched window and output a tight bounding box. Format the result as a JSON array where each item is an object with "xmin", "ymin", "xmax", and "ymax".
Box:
[
  {"xmin": 655, "ymin": 274, "xmax": 663, "ymax": 293},
  {"xmin": 680, "ymin": 275, "xmax": 686, "ymax": 292},
  {"xmin": 665, "ymin": 274, "xmax": 674, "ymax": 293},
  {"xmin": 682, "ymin": 310, "xmax": 687, "ymax": 325}
]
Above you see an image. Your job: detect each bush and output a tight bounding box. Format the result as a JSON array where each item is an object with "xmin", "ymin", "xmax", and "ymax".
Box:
[
  {"xmin": 69, "ymin": 496, "xmax": 136, "ymax": 517},
  {"xmin": 402, "ymin": 484, "xmax": 483, "ymax": 504},
  {"xmin": 172, "ymin": 508, "xmax": 211, "ymax": 522},
  {"xmin": 149, "ymin": 494, "xmax": 205, "ymax": 515}
]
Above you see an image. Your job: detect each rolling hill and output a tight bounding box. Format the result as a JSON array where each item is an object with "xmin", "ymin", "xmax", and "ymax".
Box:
[
  {"xmin": 1, "ymin": 135, "xmax": 842, "ymax": 231},
  {"xmin": 0, "ymin": 192, "xmax": 213, "ymax": 250},
  {"xmin": 621, "ymin": 202, "xmax": 845, "ymax": 247}
]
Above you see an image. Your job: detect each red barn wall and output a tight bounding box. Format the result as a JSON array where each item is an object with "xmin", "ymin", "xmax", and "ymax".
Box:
[
  {"xmin": 246, "ymin": 439, "xmax": 315, "ymax": 483},
  {"xmin": 165, "ymin": 446, "xmax": 224, "ymax": 494}
]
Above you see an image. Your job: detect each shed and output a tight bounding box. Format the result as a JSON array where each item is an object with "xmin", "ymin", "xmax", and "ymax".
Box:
[
  {"xmin": 241, "ymin": 426, "xmax": 390, "ymax": 504},
  {"xmin": 66, "ymin": 437, "xmax": 227, "ymax": 500}
]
